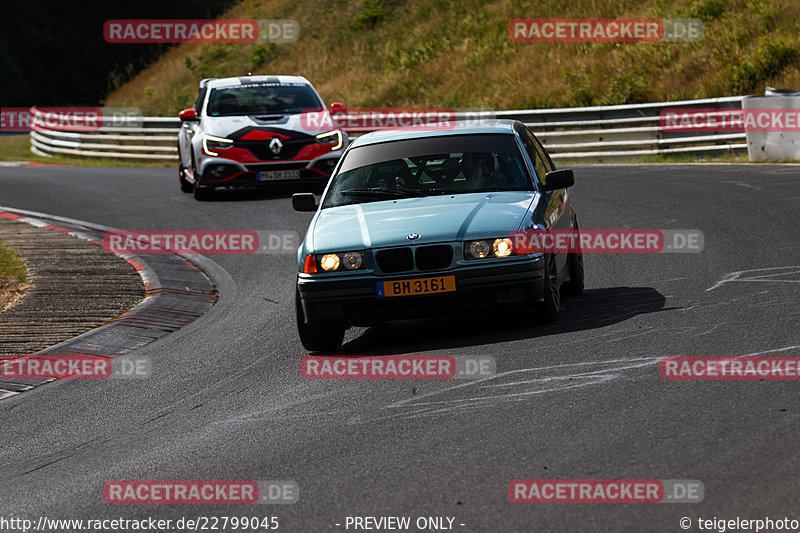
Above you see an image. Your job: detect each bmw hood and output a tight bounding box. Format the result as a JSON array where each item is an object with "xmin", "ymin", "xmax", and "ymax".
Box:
[{"xmin": 308, "ymin": 192, "xmax": 537, "ymax": 252}]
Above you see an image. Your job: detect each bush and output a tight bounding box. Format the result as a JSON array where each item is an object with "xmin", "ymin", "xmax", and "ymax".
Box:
[
  {"xmin": 602, "ymin": 71, "xmax": 648, "ymax": 105},
  {"xmin": 730, "ymin": 33, "xmax": 800, "ymax": 94},
  {"xmin": 355, "ymin": 0, "xmax": 387, "ymax": 29},
  {"xmin": 688, "ymin": 0, "xmax": 726, "ymax": 22},
  {"xmin": 566, "ymin": 87, "xmax": 596, "ymax": 107},
  {"xmin": 251, "ymin": 43, "xmax": 277, "ymax": 69}
]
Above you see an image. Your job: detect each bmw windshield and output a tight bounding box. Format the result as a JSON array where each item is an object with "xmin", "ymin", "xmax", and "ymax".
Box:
[
  {"xmin": 206, "ymin": 82, "xmax": 324, "ymax": 116},
  {"xmin": 323, "ymin": 134, "xmax": 534, "ymax": 208}
]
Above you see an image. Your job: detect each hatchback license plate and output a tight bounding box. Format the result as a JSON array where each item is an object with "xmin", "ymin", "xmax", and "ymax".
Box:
[
  {"xmin": 257, "ymin": 169, "xmax": 300, "ymax": 181},
  {"xmin": 377, "ymin": 276, "xmax": 456, "ymax": 298}
]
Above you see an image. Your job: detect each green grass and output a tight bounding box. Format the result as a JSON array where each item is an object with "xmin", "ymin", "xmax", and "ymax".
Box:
[
  {"xmin": 0, "ymin": 134, "xmax": 171, "ymax": 167},
  {"xmin": 103, "ymin": 0, "xmax": 800, "ymax": 116},
  {"xmin": 0, "ymin": 241, "xmax": 27, "ymax": 283}
]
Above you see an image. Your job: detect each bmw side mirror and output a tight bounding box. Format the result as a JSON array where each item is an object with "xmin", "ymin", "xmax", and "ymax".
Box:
[
  {"xmin": 292, "ymin": 193, "xmax": 318, "ymax": 212},
  {"xmin": 542, "ymin": 169, "xmax": 574, "ymax": 191},
  {"xmin": 178, "ymin": 108, "xmax": 198, "ymax": 121}
]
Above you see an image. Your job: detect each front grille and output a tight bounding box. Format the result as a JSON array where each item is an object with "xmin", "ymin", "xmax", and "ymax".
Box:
[
  {"xmin": 239, "ymin": 138, "xmax": 313, "ymax": 160},
  {"xmin": 244, "ymin": 162, "xmax": 308, "ymax": 171},
  {"xmin": 231, "ymin": 127, "xmax": 317, "ymax": 161},
  {"xmin": 415, "ymin": 245, "xmax": 453, "ymax": 270},
  {"xmin": 376, "ymin": 247, "xmax": 414, "ymax": 273}
]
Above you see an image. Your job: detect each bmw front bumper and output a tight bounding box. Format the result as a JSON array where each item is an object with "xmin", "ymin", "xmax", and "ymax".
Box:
[{"xmin": 297, "ymin": 256, "xmax": 546, "ymax": 329}]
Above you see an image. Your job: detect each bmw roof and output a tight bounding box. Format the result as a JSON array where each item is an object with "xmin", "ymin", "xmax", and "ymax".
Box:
[{"xmin": 349, "ymin": 119, "xmax": 519, "ymax": 148}]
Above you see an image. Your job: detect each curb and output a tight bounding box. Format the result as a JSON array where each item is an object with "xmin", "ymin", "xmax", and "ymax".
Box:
[{"xmin": 0, "ymin": 208, "xmax": 219, "ymax": 399}]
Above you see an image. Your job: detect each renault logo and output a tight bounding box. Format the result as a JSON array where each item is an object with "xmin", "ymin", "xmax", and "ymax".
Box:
[
  {"xmin": 406, "ymin": 233, "xmax": 420, "ymax": 240},
  {"xmin": 269, "ymin": 137, "xmax": 283, "ymax": 155}
]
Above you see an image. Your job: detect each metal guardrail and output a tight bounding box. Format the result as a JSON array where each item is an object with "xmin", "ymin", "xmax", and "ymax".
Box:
[
  {"xmin": 28, "ymin": 96, "xmax": 747, "ymax": 163},
  {"xmin": 29, "ymin": 109, "xmax": 180, "ymax": 161}
]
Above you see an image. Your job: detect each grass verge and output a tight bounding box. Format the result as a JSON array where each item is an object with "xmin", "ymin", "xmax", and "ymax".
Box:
[
  {"xmin": 0, "ymin": 134, "xmax": 172, "ymax": 168},
  {"xmin": 0, "ymin": 240, "xmax": 29, "ymax": 314}
]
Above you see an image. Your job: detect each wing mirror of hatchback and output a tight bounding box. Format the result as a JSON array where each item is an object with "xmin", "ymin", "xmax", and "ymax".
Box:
[
  {"xmin": 542, "ymin": 169, "xmax": 574, "ymax": 191},
  {"xmin": 292, "ymin": 193, "xmax": 318, "ymax": 212},
  {"xmin": 329, "ymin": 102, "xmax": 347, "ymax": 115},
  {"xmin": 178, "ymin": 108, "xmax": 199, "ymax": 121}
]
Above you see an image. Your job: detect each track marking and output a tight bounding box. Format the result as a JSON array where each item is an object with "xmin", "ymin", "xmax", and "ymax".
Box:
[
  {"xmin": 722, "ymin": 180, "xmax": 763, "ymax": 191},
  {"xmin": 707, "ymin": 265, "xmax": 800, "ymax": 291},
  {"xmin": 383, "ymin": 357, "xmax": 660, "ymax": 411}
]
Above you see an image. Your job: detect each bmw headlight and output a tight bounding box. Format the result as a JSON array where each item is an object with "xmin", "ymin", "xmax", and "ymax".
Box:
[
  {"xmin": 342, "ymin": 251, "xmax": 363, "ymax": 270},
  {"xmin": 468, "ymin": 240, "xmax": 490, "ymax": 259},
  {"xmin": 315, "ymin": 129, "xmax": 343, "ymax": 150},
  {"xmin": 465, "ymin": 238, "xmax": 515, "ymax": 260},
  {"xmin": 319, "ymin": 254, "xmax": 341, "ymax": 271},
  {"xmin": 493, "ymin": 238, "xmax": 514, "ymax": 257},
  {"xmin": 303, "ymin": 251, "xmax": 365, "ymax": 273},
  {"xmin": 202, "ymin": 135, "xmax": 233, "ymax": 156}
]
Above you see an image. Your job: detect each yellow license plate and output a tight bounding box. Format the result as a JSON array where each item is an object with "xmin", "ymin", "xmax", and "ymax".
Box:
[{"xmin": 378, "ymin": 276, "xmax": 456, "ymax": 298}]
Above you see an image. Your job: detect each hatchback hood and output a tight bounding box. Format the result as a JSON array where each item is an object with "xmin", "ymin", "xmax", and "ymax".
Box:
[
  {"xmin": 308, "ymin": 192, "xmax": 537, "ymax": 252},
  {"xmin": 202, "ymin": 111, "xmax": 332, "ymax": 138}
]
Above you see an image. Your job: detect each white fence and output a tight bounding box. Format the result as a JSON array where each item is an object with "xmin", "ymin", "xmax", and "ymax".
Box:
[
  {"xmin": 29, "ymin": 109, "xmax": 178, "ymax": 161},
  {"xmin": 28, "ymin": 96, "xmax": 748, "ymax": 163}
]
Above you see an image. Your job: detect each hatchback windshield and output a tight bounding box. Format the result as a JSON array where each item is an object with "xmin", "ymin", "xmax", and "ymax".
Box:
[
  {"xmin": 206, "ymin": 83, "xmax": 324, "ymax": 116},
  {"xmin": 323, "ymin": 134, "xmax": 532, "ymax": 207}
]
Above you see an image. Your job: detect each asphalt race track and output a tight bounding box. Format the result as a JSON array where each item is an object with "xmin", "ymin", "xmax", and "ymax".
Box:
[{"xmin": 1, "ymin": 164, "xmax": 799, "ymax": 531}]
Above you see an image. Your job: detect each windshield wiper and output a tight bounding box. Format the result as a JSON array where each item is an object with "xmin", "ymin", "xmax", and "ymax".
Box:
[
  {"xmin": 340, "ymin": 187, "xmax": 428, "ymax": 198},
  {"xmin": 422, "ymin": 189, "xmax": 458, "ymax": 195}
]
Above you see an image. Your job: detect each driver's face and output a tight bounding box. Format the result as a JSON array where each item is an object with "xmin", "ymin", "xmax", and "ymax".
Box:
[{"xmin": 479, "ymin": 159, "xmax": 490, "ymax": 176}]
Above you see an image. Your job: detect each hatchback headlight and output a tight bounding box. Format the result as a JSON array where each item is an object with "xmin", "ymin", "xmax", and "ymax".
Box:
[
  {"xmin": 465, "ymin": 238, "xmax": 515, "ymax": 260},
  {"xmin": 315, "ymin": 129, "xmax": 343, "ymax": 150},
  {"xmin": 202, "ymin": 135, "xmax": 233, "ymax": 156}
]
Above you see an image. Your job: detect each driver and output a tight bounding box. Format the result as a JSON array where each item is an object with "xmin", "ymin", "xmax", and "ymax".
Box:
[{"xmin": 463, "ymin": 153, "xmax": 507, "ymax": 188}]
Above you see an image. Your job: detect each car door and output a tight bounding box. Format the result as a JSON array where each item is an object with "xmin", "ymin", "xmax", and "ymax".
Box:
[
  {"xmin": 179, "ymin": 87, "xmax": 207, "ymax": 175},
  {"xmin": 518, "ymin": 125, "xmax": 571, "ymax": 274}
]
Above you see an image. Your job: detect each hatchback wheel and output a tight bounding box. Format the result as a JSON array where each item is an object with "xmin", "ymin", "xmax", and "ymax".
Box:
[{"xmin": 179, "ymin": 164, "xmax": 193, "ymax": 193}]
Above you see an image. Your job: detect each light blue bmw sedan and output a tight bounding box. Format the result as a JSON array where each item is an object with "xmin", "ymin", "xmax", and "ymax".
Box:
[{"xmin": 292, "ymin": 120, "xmax": 583, "ymax": 351}]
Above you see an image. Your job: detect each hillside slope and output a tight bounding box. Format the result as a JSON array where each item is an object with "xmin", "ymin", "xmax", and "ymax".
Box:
[{"xmin": 104, "ymin": 0, "xmax": 800, "ymax": 114}]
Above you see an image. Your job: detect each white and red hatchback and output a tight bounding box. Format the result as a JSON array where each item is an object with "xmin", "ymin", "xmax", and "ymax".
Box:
[{"xmin": 177, "ymin": 75, "xmax": 348, "ymax": 200}]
